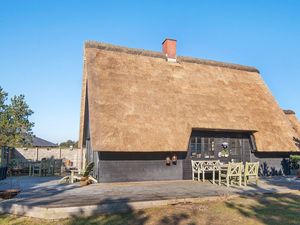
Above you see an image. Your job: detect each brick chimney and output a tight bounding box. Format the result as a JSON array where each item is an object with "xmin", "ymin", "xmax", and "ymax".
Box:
[{"xmin": 162, "ymin": 38, "xmax": 177, "ymax": 62}]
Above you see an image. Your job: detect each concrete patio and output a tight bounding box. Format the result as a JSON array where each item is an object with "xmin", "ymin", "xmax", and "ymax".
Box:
[{"xmin": 0, "ymin": 176, "xmax": 299, "ymax": 219}]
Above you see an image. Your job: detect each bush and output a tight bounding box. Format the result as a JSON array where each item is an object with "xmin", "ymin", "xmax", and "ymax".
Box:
[{"xmin": 290, "ymin": 155, "xmax": 300, "ymax": 170}]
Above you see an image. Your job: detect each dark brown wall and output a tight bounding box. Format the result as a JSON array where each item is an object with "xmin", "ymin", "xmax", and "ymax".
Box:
[
  {"xmin": 251, "ymin": 152, "xmax": 300, "ymax": 176},
  {"xmin": 97, "ymin": 152, "xmax": 186, "ymax": 182},
  {"xmin": 92, "ymin": 151, "xmax": 298, "ymax": 182},
  {"xmin": 87, "ymin": 131, "xmax": 298, "ymax": 182}
]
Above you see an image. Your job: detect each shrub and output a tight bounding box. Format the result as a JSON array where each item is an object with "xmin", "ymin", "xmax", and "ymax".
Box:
[{"xmin": 290, "ymin": 155, "xmax": 300, "ymax": 169}]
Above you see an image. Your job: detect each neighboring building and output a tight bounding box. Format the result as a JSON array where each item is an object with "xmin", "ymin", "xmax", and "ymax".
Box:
[
  {"xmin": 1, "ymin": 136, "xmax": 58, "ymax": 167},
  {"xmin": 31, "ymin": 136, "xmax": 59, "ymax": 148},
  {"xmin": 10, "ymin": 136, "xmax": 82, "ymax": 169},
  {"xmin": 79, "ymin": 39, "xmax": 300, "ymax": 182}
]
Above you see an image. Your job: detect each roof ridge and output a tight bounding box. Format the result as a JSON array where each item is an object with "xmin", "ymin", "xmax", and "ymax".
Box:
[
  {"xmin": 85, "ymin": 41, "xmax": 260, "ymax": 73},
  {"xmin": 283, "ymin": 109, "xmax": 296, "ymax": 115}
]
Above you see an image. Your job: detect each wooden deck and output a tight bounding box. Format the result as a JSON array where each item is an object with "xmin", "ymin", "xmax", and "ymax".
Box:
[{"xmin": 0, "ymin": 176, "xmax": 299, "ymax": 219}]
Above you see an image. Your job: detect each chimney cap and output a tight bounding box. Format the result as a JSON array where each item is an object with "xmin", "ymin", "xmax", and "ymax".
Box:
[{"xmin": 162, "ymin": 38, "xmax": 177, "ymax": 44}]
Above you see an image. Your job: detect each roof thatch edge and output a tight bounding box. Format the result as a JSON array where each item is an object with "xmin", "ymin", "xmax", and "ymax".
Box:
[
  {"xmin": 283, "ymin": 109, "xmax": 296, "ymax": 115},
  {"xmin": 85, "ymin": 41, "xmax": 260, "ymax": 73}
]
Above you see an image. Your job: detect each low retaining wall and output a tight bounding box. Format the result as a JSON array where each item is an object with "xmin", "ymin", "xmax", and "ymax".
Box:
[
  {"xmin": 0, "ymin": 196, "xmax": 236, "ymax": 219},
  {"xmin": 12, "ymin": 148, "xmax": 82, "ymax": 169}
]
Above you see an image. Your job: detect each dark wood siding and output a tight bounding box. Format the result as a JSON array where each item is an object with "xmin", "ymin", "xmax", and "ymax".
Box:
[
  {"xmin": 251, "ymin": 152, "xmax": 300, "ymax": 176},
  {"xmin": 98, "ymin": 152, "xmax": 186, "ymax": 182},
  {"xmin": 182, "ymin": 159, "xmax": 192, "ymax": 180}
]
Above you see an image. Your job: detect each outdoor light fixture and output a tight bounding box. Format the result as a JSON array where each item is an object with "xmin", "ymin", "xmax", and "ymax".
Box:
[{"xmin": 165, "ymin": 156, "xmax": 171, "ymax": 166}]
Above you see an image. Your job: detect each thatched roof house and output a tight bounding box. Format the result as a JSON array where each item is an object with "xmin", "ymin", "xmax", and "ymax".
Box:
[{"xmin": 79, "ymin": 39, "xmax": 300, "ymax": 182}]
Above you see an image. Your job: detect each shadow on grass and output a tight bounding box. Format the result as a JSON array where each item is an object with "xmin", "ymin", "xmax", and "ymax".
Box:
[
  {"xmin": 64, "ymin": 197, "xmax": 151, "ymax": 225},
  {"xmin": 225, "ymin": 192, "xmax": 300, "ymax": 225},
  {"xmin": 64, "ymin": 198, "xmax": 193, "ymax": 225},
  {"xmin": 0, "ymin": 214, "xmax": 18, "ymax": 224},
  {"xmin": 66, "ymin": 210, "xmax": 149, "ymax": 225},
  {"xmin": 66, "ymin": 209, "xmax": 194, "ymax": 225},
  {"xmin": 158, "ymin": 212, "xmax": 194, "ymax": 225}
]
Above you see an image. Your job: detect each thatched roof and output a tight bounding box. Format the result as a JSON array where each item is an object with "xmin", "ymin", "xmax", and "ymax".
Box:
[
  {"xmin": 79, "ymin": 41, "xmax": 299, "ymax": 152},
  {"xmin": 284, "ymin": 110, "xmax": 300, "ymax": 138},
  {"xmin": 85, "ymin": 41, "xmax": 259, "ymax": 73}
]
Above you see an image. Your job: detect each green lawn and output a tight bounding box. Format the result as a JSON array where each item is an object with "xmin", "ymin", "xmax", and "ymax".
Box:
[{"xmin": 1, "ymin": 192, "xmax": 300, "ymax": 225}]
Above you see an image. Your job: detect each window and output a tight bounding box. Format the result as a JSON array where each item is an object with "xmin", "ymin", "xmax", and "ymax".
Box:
[
  {"xmin": 190, "ymin": 137, "xmax": 196, "ymax": 157},
  {"xmin": 203, "ymin": 138, "xmax": 214, "ymax": 159},
  {"xmin": 230, "ymin": 138, "xmax": 242, "ymax": 158},
  {"xmin": 190, "ymin": 137, "xmax": 201, "ymax": 158},
  {"xmin": 190, "ymin": 137, "xmax": 214, "ymax": 159},
  {"xmin": 189, "ymin": 131, "xmax": 253, "ymax": 162},
  {"xmin": 210, "ymin": 140, "xmax": 215, "ymax": 158}
]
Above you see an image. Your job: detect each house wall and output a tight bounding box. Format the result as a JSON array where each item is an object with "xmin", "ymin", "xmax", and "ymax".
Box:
[
  {"xmin": 250, "ymin": 152, "xmax": 300, "ymax": 176},
  {"xmin": 93, "ymin": 151, "xmax": 300, "ymax": 182},
  {"xmin": 96, "ymin": 152, "xmax": 185, "ymax": 182},
  {"xmin": 87, "ymin": 127, "xmax": 299, "ymax": 182}
]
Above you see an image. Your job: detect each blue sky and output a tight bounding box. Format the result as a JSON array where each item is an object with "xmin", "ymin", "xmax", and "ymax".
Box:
[{"xmin": 0, "ymin": 1, "xmax": 299, "ymax": 143}]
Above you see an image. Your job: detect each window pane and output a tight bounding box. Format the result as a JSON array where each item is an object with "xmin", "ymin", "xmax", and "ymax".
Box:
[
  {"xmin": 190, "ymin": 137, "xmax": 196, "ymax": 144},
  {"xmin": 190, "ymin": 143, "xmax": 196, "ymax": 157},
  {"xmin": 203, "ymin": 138, "xmax": 209, "ymax": 158},
  {"xmin": 210, "ymin": 141, "xmax": 215, "ymax": 158},
  {"xmin": 196, "ymin": 143, "xmax": 201, "ymax": 154}
]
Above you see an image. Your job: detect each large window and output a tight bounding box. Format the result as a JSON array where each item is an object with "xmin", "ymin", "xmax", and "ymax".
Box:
[{"xmin": 189, "ymin": 131, "xmax": 253, "ymax": 162}]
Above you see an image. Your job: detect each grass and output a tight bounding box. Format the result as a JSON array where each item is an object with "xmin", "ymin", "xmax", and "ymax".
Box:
[{"xmin": 1, "ymin": 192, "xmax": 300, "ymax": 225}]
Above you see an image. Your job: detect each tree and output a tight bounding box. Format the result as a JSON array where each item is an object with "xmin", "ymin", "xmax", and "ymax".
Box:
[
  {"xmin": 59, "ymin": 140, "xmax": 78, "ymax": 148},
  {"xmin": 0, "ymin": 86, "xmax": 34, "ymax": 148}
]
